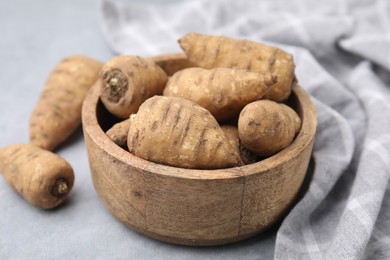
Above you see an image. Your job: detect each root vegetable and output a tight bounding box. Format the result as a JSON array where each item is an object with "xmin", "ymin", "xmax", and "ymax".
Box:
[
  {"xmin": 163, "ymin": 67, "xmax": 276, "ymax": 122},
  {"xmin": 0, "ymin": 144, "xmax": 74, "ymax": 209},
  {"xmin": 100, "ymin": 55, "xmax": 168, "ymax": 119},
  {"xmin": 221, "ymin": 125, "xmax": 258, "ymax": 165},
  {"xmin": 127, "ymin": 96, "xmax": 243, "ymax": 169},
  {"xmin": 106, "ymin": 118, "xmax": 131, "ymax": 148},
  {"xmin": 238, "ymin": 100, "xmax": 301, "ymax": 157},
  {"xmin": 29, "ymin": 55, "xmax": 103, "ymax": 151},
  {"xmin": 178, "ymin": 33, "xmax": 296, "ymax": 102}
]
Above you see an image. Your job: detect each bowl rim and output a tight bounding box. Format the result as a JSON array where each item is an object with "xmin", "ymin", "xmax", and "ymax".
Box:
[{"xmin": 82, "ymin": 53, "xmax": 317, "ymax": 181}]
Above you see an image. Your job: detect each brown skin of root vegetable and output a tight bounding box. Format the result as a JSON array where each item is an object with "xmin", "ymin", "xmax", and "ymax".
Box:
[
  {"xmin": 221, "ymin": 125, "xmax": 258, "ymax": 165},
  {"xmin": 0, "ymin": 144, "xmax": 74, "ymax": 209},
  {"xmin": 29, "ymin": 55, "xmax": 103, "ymax": 151},
  {"xmin": 238, "ymin": 100, "xmax": 301, "ymax": 157},
  {"xmin": 163, "ymin": 67, "xmax": 276, "ymax": 122},
  {"xmin": 106, "ymin": 118, "xmax": 131, "ymax": 149},
  {"xmin": 100, "ymin": 55, "xmax": 168, "ymax": 119},
  {"xmin": 178, "ymin": 32, "xmax": 296, "ymax": 102},
  {"xmin": 128, "ymin": 96, "xmax": 243, "ymax": 169}
]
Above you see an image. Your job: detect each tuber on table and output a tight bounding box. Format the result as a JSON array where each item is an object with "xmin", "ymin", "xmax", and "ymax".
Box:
[
  {"xmin": 29, "ymin": 55, "xmax": 103, "ymax": 151},
  {"xmin": 99, "ymin": 55, "xmax": 168, "ymax": 119},
  {"xmin": 0, "ymin": 144, "xmax": 74, "ymax": 209},
  {"xmin": 163, "ymin": 67, "xmax": 276, "ymax": 122},
  {"xmin": 127, "ymin": 96, "xmax": 243, "ymax": 169},
  {"xmin": 238, "ymin": 100, "xmax": 301, "ymax": 157},
  {"xmin": 178, "ymin": 32, "xmax": 296, "ymax": 102}
]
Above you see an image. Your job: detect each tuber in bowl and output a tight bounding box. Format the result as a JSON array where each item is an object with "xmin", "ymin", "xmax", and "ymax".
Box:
[{"xmin": 81, "ymin": 53, "xmax": 317, "ymax": 246}]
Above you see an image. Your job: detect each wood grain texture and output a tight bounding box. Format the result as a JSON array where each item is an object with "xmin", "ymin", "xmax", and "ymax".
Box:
[{"xmin": 81, "ymin": 53, "xmax": 317, "ymax": 246}]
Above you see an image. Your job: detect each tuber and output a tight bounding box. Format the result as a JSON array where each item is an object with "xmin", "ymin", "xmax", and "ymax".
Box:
[
  {"xmin": 238, "ymin": 100, "xmax": 301, "ymax": 157},
  {"xmin": 106, "ymin": 118, "xmax": 131, "ymax": 149},
  {"xmin": 221, "ymin": 125, "xmax": 258, "ymax": 165},
  {"xmin": 178, "ymin": 32, "xmax": 295, "ymax": 102},
  {"xmin": 0, "ymin": 144, "xmax": 74, "ymax": 209},
  {"xmin": 99, "ymin": 55, "xmax": 168, "ymax": 119},
  {"xmin": 163, "ymin": 67, "xmax": 276, "ymax": 122},
  {"xmin": 127, "ymin": 96, "xmax": 243, "ymax": 169},
  {"xmin": 29, "ymin": 55, "xmax": 103, "ymax": 151}
]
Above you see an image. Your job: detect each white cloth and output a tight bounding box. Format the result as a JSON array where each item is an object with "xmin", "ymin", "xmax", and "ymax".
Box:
[{"xmin": 100, "ymin": 0, "xmax": 390, "ymax": 259}]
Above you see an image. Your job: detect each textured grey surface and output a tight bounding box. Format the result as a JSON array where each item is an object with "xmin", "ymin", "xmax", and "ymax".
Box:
[{"xmin": 0, "ymin": 0, "xmax": 275, "ymax": 259}]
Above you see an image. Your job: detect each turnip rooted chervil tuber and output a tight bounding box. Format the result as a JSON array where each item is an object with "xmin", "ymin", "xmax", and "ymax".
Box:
[
  {"xmin": 163, "ymin": 67, "xmax": 276, "ymax": 122},
  {"xmin": 99, "ymin": 55, "xmax": 168, "ymax": 119},
  {"xmin": 178, "ymin": 33, "xmax": 296, "ymax": 102},
  {"xmin": 127, "ymin": 96, "xmax": 243, "ymax": 169},
  {"xmin": 238, "ymin": 100, "xmax": 301, "ymax": 157},
  {"xmin": 0, "ymin": 144, "xmax": 74, "ymax": 209},
  {"xmin": 221, "ymin": 125, "xmax": 258, "ymax": 165},
  {"xmin": 29, "ymin": 55, "xmax": 103, "ymax": 151},
  {"xmin": 106, "ymin": 118, "xmax": 131, "ymax": 149}
]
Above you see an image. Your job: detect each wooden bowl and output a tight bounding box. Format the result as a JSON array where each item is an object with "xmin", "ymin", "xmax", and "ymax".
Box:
[{"xmin": 82, "ymin": 53, "xmax": 317, "ymax": 246}]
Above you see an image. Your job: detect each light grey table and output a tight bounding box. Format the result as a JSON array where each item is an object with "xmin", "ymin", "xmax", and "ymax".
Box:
[{"xmin": 0, "ymin": 1, "xmax": 275, "ymax": 258}]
